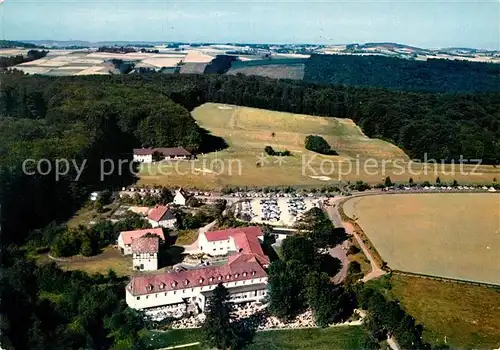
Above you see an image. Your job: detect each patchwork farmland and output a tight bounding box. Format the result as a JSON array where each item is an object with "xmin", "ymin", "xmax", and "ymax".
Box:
[
  {"xmin": 343, "ymin": 193, "xmax": 500, "ymax": 285},
  {"xmin": 5, "ymin": 48, "xmax": 215, "ymax": 76},
  {"xmin": 138, "ymin": 103, "xmax": 500, "ymax": 189}
]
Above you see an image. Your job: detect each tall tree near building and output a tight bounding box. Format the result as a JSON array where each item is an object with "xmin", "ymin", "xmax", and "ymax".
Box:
[{"xmin": 202, "ymin": 283, "xmax": 240, "ymax": 349}]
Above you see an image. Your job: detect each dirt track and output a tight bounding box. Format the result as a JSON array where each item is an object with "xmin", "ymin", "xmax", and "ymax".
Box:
[{"xmin": 325, "ymin": 196, "xmax": 387, "ymax": 282}]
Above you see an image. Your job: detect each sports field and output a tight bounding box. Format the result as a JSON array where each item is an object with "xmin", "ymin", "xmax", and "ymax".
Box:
[
  {"xmin": 138, "ymin": 103, "xmax": 500, "ymax": 189},
  {"xmin": 343, "ymin": 193, "xmax": 500, "ymax": 285}
]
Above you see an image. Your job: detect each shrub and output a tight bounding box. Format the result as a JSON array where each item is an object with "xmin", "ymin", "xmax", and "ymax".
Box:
[
  {"xmin": 305, "ymin": 135, "xmax": 338, "ymax": 155},
  {"xmin": 384, "ymin": 176, "xmax": 393, "ymax": 187},
  {"xmin": 347, "ymin": 245, "xmax": 361, "ymax": 255},
  {"xmin": 264, "ymin": 146, "xmax": 291, "ymax": 156},
  {"xmin": 264, "ymin": 146, "xmax": 275, "ymax": 156}
]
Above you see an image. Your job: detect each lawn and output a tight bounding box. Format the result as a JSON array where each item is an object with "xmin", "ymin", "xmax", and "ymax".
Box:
[
  {"xmin": 343, "ymin": 193, "xmax": 500, "ymax": 285},
  {"xmin": 138, "ymin": 103, "xmax": 499, "ymax": 190},
  {"xmin": 143, "ymin": 326, "xmax": 365, "ymax": 350},
  {"xmin": 173, "ymin": 229, "xmax": 199, "ymax": 246},
  {"xmin": 53, "ymin": 246, "xmax": 133, "ymax": 277},
  {"xmin": 67, "ymin": 202, "xmax": 120, "ymax": 228},
  {"xmin": 143, "ymin": 329, "xmax": 203, "ymax": 349},
  {"xmin": 247, "ymin": 326, "xmax": 365, "ymax": 349},
  {"xmin": 366, "ymin": 275, "xmax": 500, "ymax": 349}
]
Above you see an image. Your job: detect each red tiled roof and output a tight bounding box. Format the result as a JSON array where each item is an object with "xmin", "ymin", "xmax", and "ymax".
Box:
[
  {"xmin": 133, "ymin": 147, "xmax": 192, "ymax": 157},
  {"xmin": 120, "ymin": 228, "xmax": 165, "ymax": 245},
  {"xmin": 127, "ymin": 259, "xmax": 267, "ymax": 296},
  {"xmin": 204, "ymin": 227, "xmax": 269, "ymax": 266},
  {"xmin": 133, "ymin": 148, "xmax": 154, "ymax": 156},
  {"xmin": 156, "ymin": 147, "xmax": 192, "ymax": 157},
  {"xmin": 132, "ymin": 236, "xmax": 159, "ymax": 254},
  {"xmin": 148, "ymin": 205, "xmax": 175, "ymax": 222}
]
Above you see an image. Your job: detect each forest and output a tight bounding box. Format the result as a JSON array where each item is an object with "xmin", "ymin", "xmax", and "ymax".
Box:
[
  {"xmin": 0, "ymin": 40, "xmax": 41, "ymax": 48},
  {"xmin": 303, "ymin": 54, "xmax": 500, "ymax": 93},
  {"xmin": 1, "ymin": 72, "xmax": 499, "ymax": 245},
  {"xmin": 0, "ymin": 71, "xmax": 498, "ymax": 348}
]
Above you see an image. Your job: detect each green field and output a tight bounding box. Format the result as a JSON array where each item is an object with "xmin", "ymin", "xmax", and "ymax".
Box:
[
  {"xmin": 366, "ymin": 275, "xmax": 500, "ymax": 349},
  {"xmin": 343, "ymin": 193, "xmax": 500, "ymax": 285},
  {"xmin": 247, "ymin": 327, "xmax": 365, "ymax": 349},
  {"xmin": 143, "ymin": 326, "xmax": 365, "ymax": 350},
  {"xmin": 144, "ymin": 329, "xmax": 203, "ymax": 349},
  {"xmin": 138, "ymin": 103, "xmax": 499, "ymax": 190}
]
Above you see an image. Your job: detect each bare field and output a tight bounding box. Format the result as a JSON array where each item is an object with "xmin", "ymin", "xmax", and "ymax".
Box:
[
  {"xmin": 227, "ymin": 63, "xmax": 305, "ymax": 80},
  {"xmin": 138, "ymin": 103, "xmax": 499, "ymax": 189},
  {"xmin": 343, "ymin": 193, "xmax": 500, "ymax": 285}
]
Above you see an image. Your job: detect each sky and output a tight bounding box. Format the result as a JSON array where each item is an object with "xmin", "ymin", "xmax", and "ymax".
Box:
[{"xmin": 1, "ymin": 0, "xmax": 499, "ymax": 49}]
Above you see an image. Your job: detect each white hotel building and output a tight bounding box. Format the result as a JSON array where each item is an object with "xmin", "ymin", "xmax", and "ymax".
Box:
[{"xmin": 125, "ymin": 226, "xmax": 270, "ymax": 312}]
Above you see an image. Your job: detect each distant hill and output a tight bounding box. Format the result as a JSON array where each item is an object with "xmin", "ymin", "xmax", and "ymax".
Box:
[
  {"xmin": 22, "ymin": 40, "xmax": 170, "ymax": 48},
  {"xmin": 0, "ymin": 40, "xmax": 40, "ymax": 49},
  {"xmin": 346, "ymin": 42, "xmax": 431, "ymax": 54}
]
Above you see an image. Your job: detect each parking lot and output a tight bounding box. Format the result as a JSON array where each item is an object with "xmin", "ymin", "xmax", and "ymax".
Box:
[{"xmin": 236, "ymin": 197, "xmax": 320, "ymax": 226}]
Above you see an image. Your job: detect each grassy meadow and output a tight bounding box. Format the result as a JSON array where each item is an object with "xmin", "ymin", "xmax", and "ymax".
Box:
[
  {"xmin": 138, "ymin": 103, "xmax": 500, "ymax": 189},
  {"xmin": 343, "ymin": 193, "xmax": 500, "ymax": 285},
  {"xmin": 143, "ymin": 326, "xmax": 365, "ymax": 350},
  {"xmin": 367, "ymin": 275, "xmax": 500, "ymax": 349}
]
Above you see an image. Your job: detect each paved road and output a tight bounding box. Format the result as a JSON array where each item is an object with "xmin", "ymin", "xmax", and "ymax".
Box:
[
  {"xmin": 181, "ymin": 220, "xmax": 217, "ymax": 254},
  {"xmin": 324, "ymin": 196, "xmax": 387, "ymax": 283},
  {"xmin": 329, "ymin": 240, "xmax": 350, "ymax": 284},
  {"xmin": 387, "ymin": 336, "xmax": 401, "ymax": 350},
  {"xmin": 324, "ymin": 196, "xmax": 351, "ymax": 283}
]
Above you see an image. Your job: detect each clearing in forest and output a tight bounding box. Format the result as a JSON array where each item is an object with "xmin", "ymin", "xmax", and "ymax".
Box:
[{"xmin": 138, "ymin": 103, "xmax": 499, "ymax": 189}]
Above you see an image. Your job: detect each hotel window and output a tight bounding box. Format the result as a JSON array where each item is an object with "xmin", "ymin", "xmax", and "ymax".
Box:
[
  {"xmin": 136, "ymin": 297, "xmax": 140, "ymax": 300},
  {"xmin": 164, "ymin": 293, "xmax": 167, "ymax": 296},
  {"xmin": 146, "ymin": 296, "xmax": 148, "ymax": 299}
]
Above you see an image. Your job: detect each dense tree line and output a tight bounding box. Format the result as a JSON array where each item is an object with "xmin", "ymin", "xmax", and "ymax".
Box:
[
  {"xmin": 97, "ymin": 46, "xmax": 137, "ymax": 54},
  {"xmin": 0, "ymin": 49, "xmax": 49, "ymax": 68},
  {"xmin": 356, "ymin": 286, "xmax": 433, "ymax": 349},
  {"xmin": 304, "ymin": 54, "xmax": 500, "ymax": 93},
  {"xmin": 0, "ymin": 79, "xmax": 202, "ymax": 247},
  {"xmin": 0, "ymin": 40, "xmax": 40, "ymax": 48},
  {"xmin": 2, "ymin": 73, "xmax": 499, "ymax": 163},
  {"xmin": 0, "ymin": 248, "xmax": 146, "ymax": 349}
]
